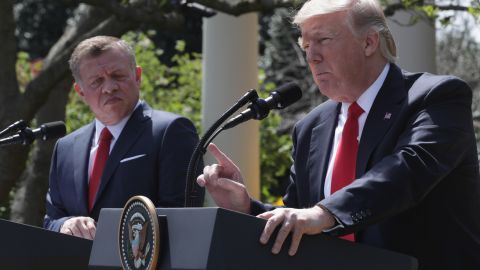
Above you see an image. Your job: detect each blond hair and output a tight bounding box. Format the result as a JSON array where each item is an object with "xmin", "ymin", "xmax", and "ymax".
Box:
[{"xmin": 293, "ymin": 0, "xmax": 397, "ymax": 62}]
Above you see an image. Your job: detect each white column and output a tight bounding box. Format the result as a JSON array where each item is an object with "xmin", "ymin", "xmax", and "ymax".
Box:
[
  {"xmin": 202, "ymin": 12, "xmax": 260, "ymax": 204},
  {"xmin": 387, "ymin": 11, "xmax": 436, "ymax": 73}
]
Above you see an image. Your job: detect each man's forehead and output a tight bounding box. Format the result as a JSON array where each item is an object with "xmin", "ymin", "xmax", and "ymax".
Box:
[
  {"xmin": 80, "ymin": 52, "xmax": 129, "ymax": 73},
  {"xmin": 82, "ymin": 47, "xmax": 127, "ymax": 63},
  {"xmin": 301, "ymin": 21, "xmax": 340, "ymax": 37}
]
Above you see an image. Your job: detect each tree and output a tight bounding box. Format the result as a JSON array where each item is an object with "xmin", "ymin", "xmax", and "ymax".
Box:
[{"xmin": 1, "ymin": 0, "xmax": 478, "ymax": 225}]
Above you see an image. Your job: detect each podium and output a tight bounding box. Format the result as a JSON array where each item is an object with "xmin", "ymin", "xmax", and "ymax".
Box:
[
  {"xmin": 0, "ymin": 218, "xmax": 92, "ymax": 270},
  {"xmin": 90, "ymin": 207, "xmax": 418, "ymax": 270}
]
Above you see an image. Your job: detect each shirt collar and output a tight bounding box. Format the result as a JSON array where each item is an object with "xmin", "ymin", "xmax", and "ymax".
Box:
[
  {"xmin": 340, "ymin": 63, "xmax": 390, "ymax": 115},
  {"xmin": 93, "ymin": 100, "xmax": 142, "ymax": 145}
]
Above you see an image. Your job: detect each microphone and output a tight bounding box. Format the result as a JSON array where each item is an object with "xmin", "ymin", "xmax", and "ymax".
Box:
[
  {"xmin": 223, "ymin": 82, "xmax": 302, "ymax": 130},
  {"xmin": 0, "ymin": 120, "xmax": 28, "ymax": 138},
  {"xmin": 0, "ymin": 121, "xmax": 66, "ymax": 147}
]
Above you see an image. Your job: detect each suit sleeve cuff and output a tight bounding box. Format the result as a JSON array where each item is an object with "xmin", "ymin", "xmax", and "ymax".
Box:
[{"xmin": 316, "ymin": 203, "xmax": 344, "ymax": 232}]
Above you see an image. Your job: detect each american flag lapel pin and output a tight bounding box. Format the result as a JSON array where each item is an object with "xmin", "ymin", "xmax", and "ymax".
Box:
[{"xmin": 384, "ymin": 112, "xmax": 392, "ymax": 120}]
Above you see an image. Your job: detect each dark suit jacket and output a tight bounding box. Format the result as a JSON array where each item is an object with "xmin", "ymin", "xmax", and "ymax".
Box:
[
  {"xmin": 44, "ymin": 102, "xmax": 203, "ymax": 231},
  {"xmin": 252, "ymin": 64, "xmax": 480, "ymax": 269}
]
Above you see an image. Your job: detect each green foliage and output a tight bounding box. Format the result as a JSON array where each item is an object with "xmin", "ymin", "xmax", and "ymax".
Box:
[
  {"xmin": 257, "ymin": 72, "xmax": 293, "ymax": 204},
  {"xmin": 127, "ymin": 32, "xmax": 203, "ymax": 131},
  {"xmin": 417, "ymin": 5, "xmax": 439, "ymax": 19},
  {"xmin": 259, "ymin": 112, "xmax": 293, "ymax": 203},
  {"xmin": 16, "ymin": 51, "xmax": 34, "ymax": 93},
  {"xmin": 467, "ymin": 6, "xmax": 480, "ymax": 18},
  {"xmin": 65, "ymin": 90, "xmax": 94, "ymax": 133},
  {"xmin": 400, "ymin": 0, "xmax": 421, "ymax": 8},
  {"xmin": 439, "ymin": 16, "xmax": 452, "ymax": 27}
]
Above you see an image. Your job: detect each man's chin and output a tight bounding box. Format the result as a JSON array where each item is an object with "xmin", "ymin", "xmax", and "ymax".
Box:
[
  {"xmin": 97, "ymin": 111, "xmax": 126, "ymax": 126},
  {"xmin": 318, "ymin": 90, "xmax": 346, "ymax": 102},
  {"xmin": 318, "ymin": 86, "xmax": 332, "ymax": 98}
]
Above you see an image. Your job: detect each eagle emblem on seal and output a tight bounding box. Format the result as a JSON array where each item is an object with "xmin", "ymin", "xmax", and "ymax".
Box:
[
  {"xmin": 119, "ymin": 196, "xmax": 160, "ymax": 270},
  {"xmin": 128, "ymin": 212, "xmax": 151, "ymax": 268}
]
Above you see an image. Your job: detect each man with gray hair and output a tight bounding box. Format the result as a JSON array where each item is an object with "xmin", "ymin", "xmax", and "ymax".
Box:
[
  {"xmin": 197, "ymin": 0, "xmax": 480, "ymax": 269},
  {"xmin": 44, "ymin": 36, "xmax": 203, "ymax": 239}
]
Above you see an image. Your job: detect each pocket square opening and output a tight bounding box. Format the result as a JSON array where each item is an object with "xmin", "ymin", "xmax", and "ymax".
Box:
[{"xmin": 120, "ymin": 154, "xmax": 147, "ymax": 163}]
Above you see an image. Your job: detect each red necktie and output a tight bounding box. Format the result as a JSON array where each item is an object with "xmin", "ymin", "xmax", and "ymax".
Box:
[
  {"xmin": 88, "ymin": 127, "xmax": 112, "ymax": 212},
  {"xmin": 331, "ymin": 102, "xmax": 364, "ymax": 241}
]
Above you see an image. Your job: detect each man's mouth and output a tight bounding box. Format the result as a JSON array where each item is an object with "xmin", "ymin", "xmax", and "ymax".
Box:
[{"xmin": 104, "ymin": 97, "xmax": 122, "ymax": 105}]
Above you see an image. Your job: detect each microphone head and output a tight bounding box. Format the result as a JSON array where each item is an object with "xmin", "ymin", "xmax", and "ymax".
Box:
[
  {"xmin": 271, "ymin": 82, "xmax": 302, "ymax": 109},
  {"xmin": 38, "ymin": 121, "xmax": 67, "ymax": 141}
]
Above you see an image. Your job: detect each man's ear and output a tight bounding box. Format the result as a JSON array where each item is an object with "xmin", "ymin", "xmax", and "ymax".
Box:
[
  {"xmin": 74, "ymin": 83, "xmax": 85, "ymax": 98},
  {"xmin": 135, "ymin": 66, "xmax": 142, "ymax": 85},
  {"xmin": 364, "ymin": 30, "xmax": 380, "ymax": 57}
]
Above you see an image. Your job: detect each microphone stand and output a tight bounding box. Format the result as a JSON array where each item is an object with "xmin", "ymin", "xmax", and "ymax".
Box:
[
  {"xmin": 184, "ymin": 90, "xmax": 259, "ymax": 207},
  {"xmin": 0, "ymin": 128, "xmax": 35, "ymax": 147},
  {"xmin": 0, "ymin": 120, "xmax": 35, "ymax": 147},
  {"xmin": 0, "ymin": 120, "xmax": 27, "ymax": 138}
]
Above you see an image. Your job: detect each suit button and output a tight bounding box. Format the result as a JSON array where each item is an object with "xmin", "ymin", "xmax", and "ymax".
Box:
[{"xmin": 351, "ymin": 214, "xmax": 358, "ymax": 223}]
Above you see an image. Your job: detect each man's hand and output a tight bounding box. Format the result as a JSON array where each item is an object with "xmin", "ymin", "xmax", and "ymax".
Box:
[
  {"xmin": 257, "ymin": 206, "xmax": 336, "ymax": 256},
  {"xmin": 60, "ymin": 216, "xmax": 96, "ymax": 240},
  {"xmin": 196, "ymin": 143, "xmax": 251, "ymax": 214}
]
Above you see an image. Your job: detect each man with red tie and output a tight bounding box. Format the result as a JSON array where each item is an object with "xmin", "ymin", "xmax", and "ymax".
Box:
[
  {"xmin": 197, "ymin": 0, "xmax": 480, "ymax": 269},
  {"xmin": 44, "ymin": 36, "xmax": 203, "ymax": 239}
]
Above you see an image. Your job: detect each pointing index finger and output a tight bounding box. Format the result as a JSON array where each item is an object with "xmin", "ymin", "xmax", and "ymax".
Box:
[{"xmin": 207, "ymin": 143, "xmax": 234, "ymax": 167}]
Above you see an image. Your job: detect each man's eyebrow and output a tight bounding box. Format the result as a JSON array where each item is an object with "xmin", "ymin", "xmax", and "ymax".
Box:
[
  {"xmin": 87, "ymin": 66, "xmax": 125, "ymax": 79},
  {"xmin": 304, "ymin": 27, "xmax": 335, "ymax": 38},
  {"xmin": 86, "ymin": 74, "xmax": 101, "ymax": 81}
]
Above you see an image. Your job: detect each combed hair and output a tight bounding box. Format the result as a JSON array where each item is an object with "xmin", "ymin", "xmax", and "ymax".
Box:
[
  {"xmin": 69, "ymin": 36, "xmax": 136, "ymax": 81},
  {"xmin": 293, "ymin": 0, "xmax": 397, "ymax": 63}
]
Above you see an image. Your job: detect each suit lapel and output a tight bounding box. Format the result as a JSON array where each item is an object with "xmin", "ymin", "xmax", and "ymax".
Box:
[
  {"xmin": 308, "ymin": 101, "xmax": 339, "ymax": 203},
  {"xmin": 356, "ymin": 64, "xmax": 407, "ymax": 176},
  {"xmin": 73, "ymin": 123, "xmax": 94, "ymax": 215},
  {"xmin": 93, "ymin": 103, "xmax": 152, "ymax": 207}
]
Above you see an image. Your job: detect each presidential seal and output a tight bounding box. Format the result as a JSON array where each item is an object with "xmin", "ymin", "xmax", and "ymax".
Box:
[{"xmin": 119, "ymin": 196, "xmax": 160, "ymax": 270}]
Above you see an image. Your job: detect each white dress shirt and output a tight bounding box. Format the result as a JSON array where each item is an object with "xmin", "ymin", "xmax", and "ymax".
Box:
[
  {"xmin": 87, "ymin": 101, "xmax": 141, "ymax": 180},
  {"xmin": 323, "ymin": 63, "xmax": 390, "ymax": 197}
]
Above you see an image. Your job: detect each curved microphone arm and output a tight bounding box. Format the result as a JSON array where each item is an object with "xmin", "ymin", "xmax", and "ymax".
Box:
[{"xmin": 184, "ymin": 90, "xmax": 258, "ymax": 207}]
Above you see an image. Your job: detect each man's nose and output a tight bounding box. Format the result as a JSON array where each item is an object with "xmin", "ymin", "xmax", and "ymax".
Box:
[
  {"xmin": 102, "ymin": 78, "xmax": 118, "ymax": 94},
  {"xmin": 306, "ymin": 46, "xmax": 322, "ymax": 63}
]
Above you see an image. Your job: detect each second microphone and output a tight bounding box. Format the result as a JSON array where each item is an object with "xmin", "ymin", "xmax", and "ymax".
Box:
[{"xmin": 223, "ymin": 82, "xmax": 302, "ymax": 130}]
